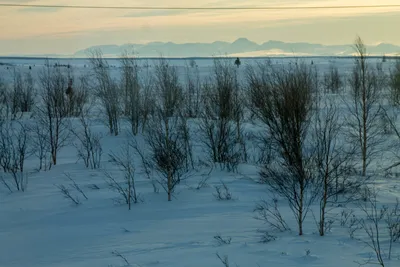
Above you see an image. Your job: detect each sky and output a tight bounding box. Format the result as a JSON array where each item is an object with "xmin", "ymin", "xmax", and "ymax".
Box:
[{"xmin": 0, "ymin": 0, "xmax": 400, "ymax": 55}]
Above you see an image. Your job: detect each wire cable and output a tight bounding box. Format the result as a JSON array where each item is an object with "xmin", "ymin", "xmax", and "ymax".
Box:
[{"xmin": 0, "ymin": 3, "xmax": 400, "ymax": 10}]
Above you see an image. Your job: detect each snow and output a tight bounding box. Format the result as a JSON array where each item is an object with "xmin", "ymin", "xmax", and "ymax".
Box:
[{"xmin": 1, "ymin": 57, "xmax": 400, "ymax": 267}]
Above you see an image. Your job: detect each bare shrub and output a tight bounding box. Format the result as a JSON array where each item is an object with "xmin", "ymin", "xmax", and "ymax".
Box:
[
  {"xmin": 214, "ymin": 234, "xmax": 232, "ymax": 245},
  {"xmin": 348, "ymin": 189, "xmax": 400, "ymax": 266},
  {"xmin": 105, "ymin": 144, "xmax": 138, "ymax": 210},
  {"xmin": 144, "ymin": 116, "xmax": 189, "ymax": 201},
  {"xmin": 323, "ymin": 64, "xmax": 343, "ymax": 94},
  {"xmin": 0, "ymin": 174, "xmax": 13, "ymax": 193},
  {"xmin": 216, "ymin": 253, "xmax": 230, "ymax": 267},
  {"xmin": 36, "ymin": 60, "xmax": 71, "ymax": 166},
  {"xmin": 344, "ymin": 36, "xmax": 386, "ymax": 176},
  {"xmin": 88, "ymin": 49, "xmax": 121, "ymax": 136},
  {"xmin": 199, "ymin": 58, "xmax": 245, "ymax": 171},
  {"xmin": 199, "ymin": 104, "xmax": 242, "ymax": 172},
  {"xmin": 0, "ymin": 121, "xmax": 30, "ymax": 191},
  {"xmin": 71, "ymin": 107, "xmax": 103, "ymax": 169},
  {"xmin": 193, "ymin": 173, "xmax": 211, "ymax": 190},
  {"xmin": 141, "ymin": 58, "xmax": 191, "ymax": 201},
  {"xmin": 111, "ymin": 250, "xmax": 130, "ymax": 266},
  {"xmin": 56, "ymin": 184, "xmax": 81, "ymax": 205},
  {"xmin": 257, "ymin": 229, "xmax": 277, "ymax": 243},
  {"xmin": 380, "ymin": 106, "xmax": 400, "ymax": 172},
  {"xmin": 340, "ymin": 209, "xmax": 355, "ymax": 226},
  {"xmin": 65, "ymin": 74, "xmax": 90, "ymax": 117},
  {"xmin": 385, "ymin": 198, "xmax": 400, "ymax": 260},
  {"xmin": 9, "ymin": 69, "xmax": 35, "ymax": 118},
  {"xmin": 29, "ymin": 121, "xmax": 52, "ymax": 171},
  {"xmin": 246, "ymin": 131, "xmax": 274, "ymax": 166},
  {"xmin": 0, "ymin": 70, "xmax": 35, "ymax": 120},
  {"xmin": 120, "ymin": 49, "xmax": 141, "ymax": 135},
  {"xmin": 347, "ymin": 216, "xmax": 361, "ymax": 240},
  {"xmin": 189, "ymin": 58, "xmax": 197, "ymax": 68},
  {"xmin": 247, "ymin": 60, "xmax": 318, "ymax": 236},
  {"xmin": 389, "ymin": 59, "xmax": 400, "ymax": 106},
  {"xmin": 312, "ymin": 98, "xmax": 356, "ymax": 236},
  {"xmin": 64, "ymin": 172, "xmax": 88, "ymax": 200},
  {"xmin": 131, "ymin": 139, "xmax": 159, "ymax": 193},
  {"xmin": 0, "ymin": 77, "xmax": 8, "ymax": 120},
  {"xmin": 254, "ymin": 198, "xmax": 290, "ymax": 232},
  {"xmin": 355, "ymin": 190, "xmax": 386, "ymax": 266},
  {"xmin": 213, "ymin": 181, "xmax": 233, "ymax": 201},
  {"xmin": 88, "ymin": 184, "xmax": 100, "ymax": 190},
  {"xmin": 138, "ymin": 60, "xmax": 156, "ymax": 133},
  {"xmin": 183, "ymin": 61, "xmax": 202, "ymax": 118}
]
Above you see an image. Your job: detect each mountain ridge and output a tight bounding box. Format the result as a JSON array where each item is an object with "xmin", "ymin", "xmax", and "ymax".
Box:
[{"xmin": 53, "ymin": 38, "xmax": 400, "ymax": 57}]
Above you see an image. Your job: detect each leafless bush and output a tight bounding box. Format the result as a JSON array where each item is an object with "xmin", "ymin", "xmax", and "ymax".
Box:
[
  {"xmin": 141, "ymin": 58, "xmax": 190, "ymax": 201},
  {"xmin": 323, "ymin": 64, "xmax": 343, "ymax": 94},
  {"xmin": 194, "ymin": 174, "xmax": 211, "ymax": 190},
  {"xmin": 9, "ymin": 69, "xmax": 35, "ymax": 118},
  {"xmin": 65, "ymin": 74, "xmax": 90, "ymax": 117},
  {"xmin": 71, "ymin": 108, "xmax": 103, "ymax": 169},
  {"xmin": 0, "ymin": 121, "xmax": 30, "ymax": 191},
  {"xmin": 312, "ymin": 98, "xmax": 356, "ymax": 236},
  {"xmin": 138, "ymin": 60, "xmax": 156, "ymax": 133},
  {"xmin": 199, "ymin": 60, "xmax": 246, "ymax": 172},
  {"xmin": 257, "ymin": 229, "xmax": 277, "ymax": 243},
  {"xmin": 355, "ymin": 191, "xmax": 386, "ymax": 266},
  {"xmin": 340, "ymin": 209, "xmax": 355, "ymax": 226},
  {"xmin": 347, "ymin": 192, "xmax": 400, "ymax": 266},
  {"xmin": 216, "ymin": 253, "xmax": 230, "ymax": 267},
  {"xmin": 56, "ymin": 184, "xmax": 81, "ymax": 205},
  {"xmin": 246, "ymin": 131, "xmax": 274, "ymax": 166},
  {"xmin": 347, "ymin": 215, "xmax": 361, "ymax": 239},
  {"xmin": 88, "ymin": 184, "xmax": 100, "ymax": 190},
  {"xmin": 199, "ymin": 107, "xmax": 242, "ymax": 172},
  {"xmin": 385, "ymin": 198, "xmax": 400, "ymax": 260},
  {"xmin": 29, "ymin": 121, "xmax": 52, "ymax": 171},
  {"xmin": 88, "ymin": 49, "xmax": 121, "ymax": 136},
  {"xmin": 254, "ymin": 198, "xmax": 290, "ymax": 232},
  {"xmin": 0, "ymin": 77, "xmax": 9, "ymax": 120},
  {"xmin": 111, "ymin": 250, "xmax": 130, "ymax": 266},
  {"xmin": 0, "ymin": 70, "xmax": 34, "ymax": 120},
  {"xmin": 105, "ymin": 144, "xmax": 138, "ymax": 210},
  {"xmin": 214, "ymin": 234, "xmax": 232, "ymax": 245},
  {"xmin": 131, "ymin": 139, "xmax": 159, "ymax": 193},
  {"xmin": 380, "ymin": 106, "xmax": 400, "ymax": 172},
  {"xmin": 183, "ymin": 61, "xmax": 202, "ymax": 118},
  {"xmin": 213, "ymin": 181, "xmax": 232, "ymax": 201},
  {"xmin": 379, "ymin": 110, "xmax": 395, "ymax": 135},
  {"xmin": 389, "ymin": 59, "xmax": 400, "ymax": 106},
  {"xmin": 120, "ymin": 49, "xmax": 141, "ymax": 135},
  {"xmin": 353, "ymin": 184, "xmax": 375, "ymax": 203},
  {"xmin": 247, "ymin": 60, "xmax": 318, "ymax": 236},
  {"xmin": 36, "ymin": 60, "xmax": 71, "ymax": 166},
  {"xmin": 344, "ymin": 37, "xmax": 386, "ymax": 176},
  {"xmin": 0, "ymin": 174, "xmax": 13, "ymax": 193},
  {"xmin": 64, "ymin": 172, "xmax": 88, "ymax": 200},
  {"xmin": 189, "ymin": 58, "xmax": 197, "ymax": 68},
  {"xmin": 144, "ymin": 116, "xmax": 189, "ymax": 201}
]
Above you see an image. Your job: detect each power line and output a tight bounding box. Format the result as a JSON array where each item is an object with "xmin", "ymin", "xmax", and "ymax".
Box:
[{"xmin": 0, "ymin": 3, "xmax": 400, "ymax": 10}]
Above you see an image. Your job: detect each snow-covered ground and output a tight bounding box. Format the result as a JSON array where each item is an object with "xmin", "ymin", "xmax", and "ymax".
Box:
[{"xmin": 1, "ymin": 57, "xmax": 400, "ymax": 267}]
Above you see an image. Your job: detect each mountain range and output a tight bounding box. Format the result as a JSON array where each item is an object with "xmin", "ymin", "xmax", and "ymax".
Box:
[{"xmin": 73, "ymin": 38, "xmax": 400, "ymax": 58}]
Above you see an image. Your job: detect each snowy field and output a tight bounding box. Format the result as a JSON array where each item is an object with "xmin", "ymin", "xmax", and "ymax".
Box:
[{"xmin": 1, "ymin": 56, "xmax": 400, "ymax": 267}]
